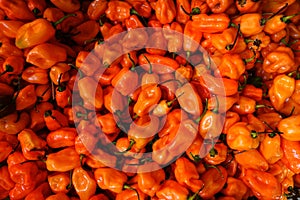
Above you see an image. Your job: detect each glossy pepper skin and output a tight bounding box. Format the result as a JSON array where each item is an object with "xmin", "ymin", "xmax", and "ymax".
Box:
[
  {"xmin": 156, "ymin": 180, "xmax": 189, "ymax": 200},
  {"xmin": 72, "ymin": 167, "xmax": 96, "ymax": 200},
  {"xmin": 278, "ymin": 115, "xmax": 300, "ymax": 141},
  {"xmin": 268, "ymin": 74, "xmax": 295, "ymax": 111},
  {"xmin": 94, "ymin": 167, "xmax": 128, "ymax": 193},
  {"xmin": 46, "ymin": 147, "xmax": 81, "ymax": 172},
  {"xmin": 133, "ymin": 84, "xmax": 162, "ymax": 117},
  {"xmin": 15, "ymin": 19, "xmax": 55, "ymax": 49},
  {"xmin": 155, "ymin": 0, "xmax": 176, "ymax": 24},
  {"xmin": 191, "ymin": 13, "xmax": 230, "ymax": 33},
  {"xmin": 241, "ymin": 168, "xmax": 282, "ymax": 199}
]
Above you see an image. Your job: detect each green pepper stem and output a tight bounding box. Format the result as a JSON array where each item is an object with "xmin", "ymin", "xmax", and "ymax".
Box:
[
  {"xmin": 281, "ymin": 12, "xmax": 300, "ymax": 23},
  {"xmin": 195, "ymin": 98, "xmax": 208, "ymax": 123},
  {"xmin": 260, "ymin": 3, "xmax": 289, "ymax": 25},
  {"xmin": 53, "ymin": 13, "xmax": 76, "ymax": 27},
  {"xmin": 167, "ymin": 92, "xmax": 184, "ymax": 107},
  {"xmin": 142, "ymin": 54, "xmax": 153, "ymax": 74},
  {"xmin": 123, "ymin": 185, "xmax": 140, "ymax": 200},
  {"xmin": 225, "ymin": 24, "xmax": 240, "ymax": 50}
]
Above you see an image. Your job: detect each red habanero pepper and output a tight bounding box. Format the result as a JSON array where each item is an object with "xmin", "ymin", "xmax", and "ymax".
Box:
[
  {"xmin": 44, "ymin": 109, "xmax": 69, "ymax": 131},
  {"xmin": 139, "ymin": 53, "xmax": 179, "ymax": 74},
  {"xmin": 154, "ymin": 0, "xmax": 176, "ymax": 24},
  {"xmin": 206, "ymin": 0, "xmax": 233, "ymax": 14},
  {"xmin": 55, "ymin": 85, "xmax": 72, "ymax": 108},
  {"xmin": 0, "ymin": 0, "xmax": 35, "ymax": 20},
  {"xmin": 191, "ymin": 13, "xmax": 230, "ymax": 33},
  {"xmin": 105, "ymin": 1, "xmax": 132, "ymax": 22}
]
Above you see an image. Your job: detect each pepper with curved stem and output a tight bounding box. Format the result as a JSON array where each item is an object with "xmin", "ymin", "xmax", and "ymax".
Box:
[
  {"xmin": 260, "ymin": 3, "xmax": 289, "ymax": 26},
  {"xmin": 225, "ymin": 24, "xmax": 240, "ymax": 50},
  {"xmin": 123, "ymin": 185, "xmax": 140, "ymax": 200}
]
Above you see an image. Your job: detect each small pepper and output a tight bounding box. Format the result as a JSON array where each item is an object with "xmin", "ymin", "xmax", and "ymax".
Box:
[
  {"xmin": 46, "ymin": 147, "xmax": 81, "ymax": 172},
  {"xmin": 72, "ymin": 167, "xmax": 96, "ymax": 200}
]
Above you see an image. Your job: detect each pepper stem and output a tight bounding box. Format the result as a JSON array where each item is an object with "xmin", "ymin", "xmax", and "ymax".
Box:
[
  {"xmin": 226, "ymin": 24, "xmax": 240, "ymax": 50},
  {"xmin": 190, "ymin": 152, "xmax": 201, "ymax": 162},
  {"xmin": 167, "ymin": 92, "xmax": 184, "ymax": 107},
  {"xmin": 53, "ymin": 13, "xmax": 76, "ymax": 27},
  {"xmin": 281, "ymin": 12, "xmax": 300, "ymax": 23},
  {"xmin": 0, "ymin": 65, "xmax": 13, "ymax": 76},
  {"xmin": 123, "ymin": 185, "xmax": 140, "ymax": 200},
  {"xmin": 260, "ymin": 3, "xmax": 289, "ymax": 25},
  {"xmin": 142, "ymin": 54, "xmax": 152, "ymax": 74},
  {"xmin": 195, "ymin": 98, "xmax": 208, "ymax": 123},
  {"xmin": 128, "ymin": 53, "xmax": 136, "ymax": 71}
]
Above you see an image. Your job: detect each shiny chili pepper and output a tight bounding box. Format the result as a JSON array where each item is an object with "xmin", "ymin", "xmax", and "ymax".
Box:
[
  {"xmin": 241, "ymin": 168, "xmax": 282, "ymax": 199},
  {"xmin": 35, "ymin": 85, "xmax": 51, "ymax": 102},
  {"xmin": 46, "ymin": 147, "xmax": 81, "ymax": 172},
  {"xmin": 55, "ymin": 85, "xmax": 71, "ymax": 108},
  {"xmin": 156, "ymin": 180, "xmax": 189, "ymax": 199},
  {"xmin": 0, "ymin": 20, "xmax": 24, "ymax": 38},
  {"xmin": 206, "ymin": 0, "xmax": 233, "ymax": 13},
  {"xmin": 126, "ymin": 0, "xmax": 152, "ymax": 18},
  {"xmin": 199, "ymin": 166, "xmax": 228, "ymax": 199},
  {"xmin": 235, "ymin": 149, "xmax": 269, "ymax": 171},
  {"xmin": 26, "ymin": 43, "xmax": 67, "ymax": 69},
  {"xmin": 278, "ymin": 115, "xmax": 300, "ymax": 141},
  {"xmin": 221, "ymin": 177, "xmax": 248, "ymax": 199},
  {"xmin": 18, "ymin": 129, "xmax": 47, "ymax": 160},
  {"xmin": 111, "ymin": 66, "xmax": 138, "ymax": 96},
  {"xmin": 155, "ymin": 0, "xmax": 176, "ymax": 24},
  {"xmin": 44, "ymin": 109, "xmax": 69, "ymax": 131},
  {"xmin": 227, "ymin": 122, "xmax": 260, "ymax": 150},
  {"xmin": 0, "ymin": 0, "xmax": 35, "ymax": 20},
  {"xmin": 163, "ymin": 22, "xmax": 183, "ymax": 53},
  {"xmin": 51, "ymin": 0, "xmax": 80, "ymax": 13},
  {"xmin": 105, "ymin": 1, "xmax": 132, "ymax": 22},
  {"xmin": 174, "ymin": 157, "xmax": 204, "ymax": 192},
  {"xmin": 134, "ymin": 83, "xmax": 161, "ymax": 117},
  {"xmin": 87, "ymin": 0, "xmax": 108, "ymax": 20},
  {"xmin": 0, "ymin": 111, "xmax": 30, "ymax": 134},
  {"xmin": 95, "ymin": 113, "xmax": 120, "ymax": 135},
  {"xmin": 94, "ymin": 167, "xmax": 128, "ymax": 193},
  {"xmin": 22, "ymin": 66, "xmax": 49, "ymax": 85},
  {"xmin": 191, "ymin": 13, "xmax": 230, "ymax": 33},
  {"xmin": 139, "ymin": 53, "xmax": 180, "ymax": 74},
  {"xmin": 16, "ymin": 84, "xmax": 37, "ymax": 111},
  {"xmin": 15, "ymin": 19, "xmax": 56, "ymax": 49},
  {"xmin": 48, "ymin": 172, "xmax": 71, "ymax": 194},
  {"xmin": 176, "ymin": 0, "xmax": 191, "ymax": 24},
  {"xmin": 46, "ymin": 127, "xmax": 77, "ymax": 148},
  {"xmin": 46, "ymin": 193, "xmax": 70, "ymax": 200},
  {"xmin": 78, "ymin": 77, "xmax": 103, "ymax": 111},
  {"xmin": 0, "ymin": 166, "xmax": 15, "ymax": 193},
  {"xmin": 268, "ymin": 74, "xmax": 295, "ymax": 111},
  {"xmin": 25, "ymin": 182, "xmax": 51, "ymax": 200},
  {"xmin": 71, "ymin": 20, "xmax": 100, "ymax": 45},
  {"xmin": 72, "ymin": 167, "xmax": 96, "ymax": 200},
  {"xmin": 183, "ymin": 20, "xmax": 203, "ymax": 55}
]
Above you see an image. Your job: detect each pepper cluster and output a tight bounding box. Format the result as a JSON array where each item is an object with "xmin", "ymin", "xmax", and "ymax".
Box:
[{"xmin": 0, "ymin": 0, "xmax": 300, "ymax": 199}]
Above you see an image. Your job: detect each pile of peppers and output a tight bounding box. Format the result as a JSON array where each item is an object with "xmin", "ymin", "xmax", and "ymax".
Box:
[{"xmin": 1, "ymin": 0, "xmax": 300, "ymax": 199}]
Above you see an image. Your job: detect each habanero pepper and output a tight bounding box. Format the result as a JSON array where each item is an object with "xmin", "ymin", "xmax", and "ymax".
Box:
[
  {"xmin": 137, "ymin": 163, "xmax": 165, "ymax": 197},
  {"xmin": 226, "ymin": 122, "xmax": 260, "ymax": 150},
  {"xmin": 48, "ymin": 172, "xmax": 71, "ymax": 194},
  {"xmin": 26, "ymin": 43, "xmax": 67, "ymax": 69},
  {"xmin": 155, "ymin": 0, "xmax": 176, "ymax": 24},
  {"xmin": 46, "ymin": 127, "xmax": 77, "ymax": 148},
  {"xmin": 94, "ymin": 167, "xmax": 128, "ymax": 193},
  {"xmin": 72, "ymin": 167, "xmax": 96, "ymax": 200},
  {"xmin": 199, "ymin": 166, "xmax": 228, "ymax": 199},
  {"xmin": 138, "ymin": 53, "xmax": 180, "ymax": 74},
  {"xmin": 277, "ymin": 115, "xmax": 300, "ymax": 141},
  {"xmin": 259, "ymin": 134, "xmax": 283, "ymax": 164},
  {"xmin": 111, "ymin": 67, "xmax": 138, "ymax": 97},
  {"xmin": 191, "ymin": 13, "xmax": 230, "ymax": 33},
  {"xmin": 263, "ymin": 46, "xmax": 296, "ymax": 74},
  {"xmin": 206, "ymin": 0, "xmax": 233, "ymax": 13},
  {"xmin": 0, "ymin": 111, "xmax": 30, "ymax": 134},
  {"xmin": 241, "ymin": 168, "xmax": 282, "ymax": 199},
  {"xmin": 50, "ymin": 0, "xmax": 80, "ymax": 13},
  {"xmin": 15, "ymin": 18, "xmax": 56, "ymax": 49},
  {"xmin": 22, "ymin": 66, "xmax": 49, "ymax": 85},
  {"xmin": 128, "ymin": 115, "xmax": 160, "ymax": 150},
  {"xmin": 56, "ymin": 85, "xmax": 71, "ymax": 108},
  {"xmin": 268, "ymin": 74, "xmax": 295, "ymax": 111},
  {"xmin": 71, "ymin": 20, "xmax": 100, "ymax": 45},
  {"xmin": 0, "ymin": 0, "xmax": 35, "ymax": 20},
  {"xmin": 235, "ymin": 149, "xmax": 269, "ymax": 171},
  {"xmin": 0, "ymin": 20, "xmax": 24, "ymax": 38},
  {"xmin": 15, "ymin": 84, "xmax": 37, "ymax": 111},
  {"xmin": 46, "ymin": 147, "xmax": 81, "ymax": 172},
  {"xmin": 125, "ymin": 0, "xmax": 152, "ymax": 18},
  {"xmin": 174, "ymin": 157, "xmax": 204, "ymax": 192},
  {"xmin": 18, "ymin": 129, "xmax": 47, "ymax": 160},
  {"xmin": 163, "ymin": 22, "xmax": 183, "ymax": 53},
  {"xmin": 134, "ymin": 83, "xmax": 161, "ymax": 117},
  {"xmin": 221, "ymin": 177, "xmax": 248, "ymax": 200},
  {"xmin": 183, "ymin": 20, "xmax": 203, "ymax": 55},
  {"xmin": 44, "ymin": 109, "xmax": 69, "ymax": 131},
  {"xmin": 156, "ymin": 180, "xmax": 189, "ymax": 199},
  {"xmin": 105, "ymin": 1, "xmax": 132, "ymax": 22},
  {"xmin": 24, "ymin": 182, "xmax": 52, "ymax": 200},
  {"xmin": 78, "ymin": 77, "xmax": 103, "ymax": 111}
]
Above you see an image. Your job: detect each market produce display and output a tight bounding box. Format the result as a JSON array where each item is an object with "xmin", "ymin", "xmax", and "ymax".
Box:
[{"xmin": 0, "ymin": 0, "xmax": 300, "ymax": 199}]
